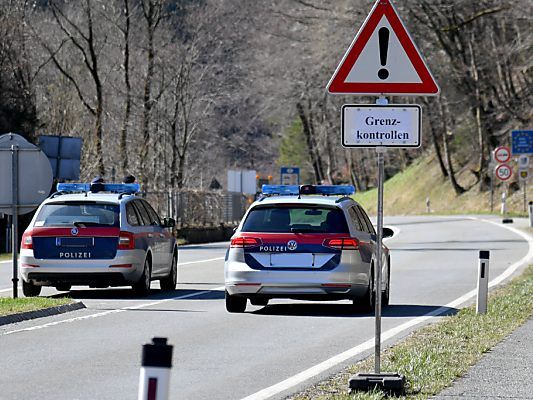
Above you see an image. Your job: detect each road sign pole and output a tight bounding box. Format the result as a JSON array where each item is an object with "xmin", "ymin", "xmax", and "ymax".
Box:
[
  {"xmin": 490, "ymin": 169, "xmax": 494, "ymax": 212},
  {"xmin": 11, "ymin": 144, "xmax": 19, "ymax": 299},
  {"xmin": 374, "ymin": 96, "xmax": 388, "ymax": 374},
  {"xmin": 375, "ymin": 146, "xmax": 385, "ymax": 373}
]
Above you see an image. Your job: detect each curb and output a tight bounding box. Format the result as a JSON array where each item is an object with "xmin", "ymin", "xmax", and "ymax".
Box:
[{"xmin": 0, "ymin": 301, "xmax": 86, "ymax": 326}]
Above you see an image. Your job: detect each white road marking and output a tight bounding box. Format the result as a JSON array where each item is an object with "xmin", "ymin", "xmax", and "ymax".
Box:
[
  {"xmin": 0, "ymin": 286, "xmax": 21, "ymax": 293},
  {"xmin": 3, "ymin": 286, "xmax": 226, "ymax": 335},
  {"xmin": 239, "ymin": 217, "xmax": 533, "ymax": 400},
  {"xmin": 178, "ymin": 257, "xmax": 224, "ymax": 266}
]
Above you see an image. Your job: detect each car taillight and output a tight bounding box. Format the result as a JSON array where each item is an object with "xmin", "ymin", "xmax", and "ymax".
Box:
[
  {"xmin": 323, "ymin": 238, "xmax": 359, "ymax": 250},
  {"xmin": 118, "ymin": 231, "xmax": 135, "ymax": 250},
  {"xmin": 230, "ymin": 237, "xmax": 262, "ymax": 248},
  {"xmin": 21, "ymin": 231, "xmax": 33, "ymax": 249}
]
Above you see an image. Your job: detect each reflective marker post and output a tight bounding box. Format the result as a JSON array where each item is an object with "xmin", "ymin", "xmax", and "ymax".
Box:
[
  {"xmin": 138, "ymin": 337, "xmax": 173, "ymax": 400},
  {"xmin": 477, "ymin": 251, "xmax": 490, "ymax": 314}
]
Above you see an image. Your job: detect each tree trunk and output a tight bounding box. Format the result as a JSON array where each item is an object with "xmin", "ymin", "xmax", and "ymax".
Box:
[
  {"xmin": 439, "ymin": 98, "xmax": 465, "ymax": 195},
  {"xmin": 119, "ymin": 0, "xmax": 132, "ymax": 176}
]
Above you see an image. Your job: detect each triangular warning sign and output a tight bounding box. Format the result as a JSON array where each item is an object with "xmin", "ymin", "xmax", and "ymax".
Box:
[{"xmin": 327, "ymin": 0, "xmax": 439, "ymax": 95}]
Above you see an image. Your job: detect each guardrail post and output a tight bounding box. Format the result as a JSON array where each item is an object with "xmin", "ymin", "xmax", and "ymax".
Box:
[
  {"xmin": 477, "ymin": 251, "xmax": 490, "ymax": 314},
  {"xmin": 138, "ymin": 337, "xmax": 173, "ymax": 400}
]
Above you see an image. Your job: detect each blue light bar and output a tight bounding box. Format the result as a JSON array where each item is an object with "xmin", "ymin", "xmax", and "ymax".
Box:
[
  {"xmin": 57, "ymin": 183, "xmax": 140, "ymax": 194},
  {"xmin": 261, "ymin": 184, "xmax": 355, "ymax": 196},
  {"xmin": 262, "ymin": 185, "xmax": 299, "ymax": 196},
  {"xmin": 57, "ymin": 183, "xmax": 90, "ymax": 192},
  {"xmin": 314, "ymin": 185, "xmax": 355, "ymax": 196}
]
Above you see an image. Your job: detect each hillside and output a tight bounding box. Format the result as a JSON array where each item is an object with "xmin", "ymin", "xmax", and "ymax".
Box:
[{"xmin": 354, "ymin": 155, "xmax": 531, "ymax": 217}]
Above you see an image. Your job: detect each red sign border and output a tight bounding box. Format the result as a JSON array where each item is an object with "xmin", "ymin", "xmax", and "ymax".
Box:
[
  {"xmin": 493, "ymin": 146, "xmax": 511, "ymax": 164},
  {"xmin": 495, "ymin": 163, "xmax": 513, "ymax": 181},
  {"xmin": 327, "ymin": 0, "xmax": 439, "ymax": 95}
]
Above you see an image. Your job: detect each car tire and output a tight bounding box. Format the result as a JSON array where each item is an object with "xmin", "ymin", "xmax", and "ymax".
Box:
[
  {"xmin": 160, "ymin": 251, "xmax": 177, "ymax": 291},
  {"xmin": 354, "ymin": 271, "xmax": 375, "ymax": 313},
  {"xmin": 55, "ymin": 284, "xmax": 72, "ymax": 292},
  {"xmin": 225, "ymin": 290, "xmax": 246, "ymax": 313},
  {"xmin": 22, "ymin": 280, "xmax": 41, "ymax": 297},
  {"xmin": 250, "ymin": 297, "xmax": 269, "ymax": 307},
  {"xmin": 382, "ymin": 261, "xmax": 390, "ymax": 307},
  {"xmin": 133, "ymin": 258, "xmax": 151, "ymax": 296}
]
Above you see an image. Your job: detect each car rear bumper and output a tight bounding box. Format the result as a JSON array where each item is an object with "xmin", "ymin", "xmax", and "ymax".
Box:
[
  {"xmin": 20, "ymin": 249, "xmax": 145, "ymax": 286},
  {"xmin": 224, "ymin": 251, "xmax": 371, "ymax": 299}
]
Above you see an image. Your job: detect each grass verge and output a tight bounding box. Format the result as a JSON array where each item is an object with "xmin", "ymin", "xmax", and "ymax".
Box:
[
  {"xmin": 0, "ymin": 297, "xmax": 73, "ymax": 317},
  {"xmin": 290, "ymin": 265, "xmax": 533, "ymax": 400},
  {"xmin": 0, "ymin": 253, "xmax": 12, "ymax": 262}
]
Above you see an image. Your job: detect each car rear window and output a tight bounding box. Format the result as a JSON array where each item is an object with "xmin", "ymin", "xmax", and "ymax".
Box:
[
  {"xmin": 241, "ymin": 206, "xmax": 349, "ymax": 233},
  {"xmin": 34, "ymin": 202, "xmax": 120, "ymax": 227}
]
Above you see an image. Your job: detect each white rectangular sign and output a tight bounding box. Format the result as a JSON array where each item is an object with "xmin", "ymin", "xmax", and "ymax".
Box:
[{"xmin": 342, "ymin": 104, "xmax": 421, "ymax": 148}]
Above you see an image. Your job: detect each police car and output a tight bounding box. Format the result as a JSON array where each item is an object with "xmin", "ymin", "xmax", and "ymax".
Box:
[
  {"xmin": 224, "ymin": 184, "xmax": 392, "ymax": 313},
  {"xmin": 20, "ymin": 182, "xmax": 178, "ymax": 297}
]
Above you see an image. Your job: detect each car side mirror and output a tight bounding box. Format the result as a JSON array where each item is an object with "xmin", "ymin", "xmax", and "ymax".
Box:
[
  {"xmin": 383, "ymin": 227, "xmax": 394, "ymax": 238},
  {"xmin": 163, "ymin": 217, "xmax": 175, "ymax": 228}
]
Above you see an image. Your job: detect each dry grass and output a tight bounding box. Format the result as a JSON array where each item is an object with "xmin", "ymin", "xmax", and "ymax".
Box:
[{"xmin": 354, "ymin": 155, "xmax": 530, "ymax": 216}]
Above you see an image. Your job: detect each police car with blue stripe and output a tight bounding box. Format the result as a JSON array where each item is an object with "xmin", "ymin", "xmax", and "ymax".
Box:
[
  {"xmin": 224, "ymin": 184, "xmax": 392, "ymax": 313},
  {"xmin": 20, "ymin": 182, "xmax": 178, "ymax": 297}
]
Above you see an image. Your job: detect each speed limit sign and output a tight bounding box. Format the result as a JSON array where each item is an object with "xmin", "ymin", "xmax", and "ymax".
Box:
[{"xmin": 495, "ymin": 164, "xmax": 512, "ymax": 181}]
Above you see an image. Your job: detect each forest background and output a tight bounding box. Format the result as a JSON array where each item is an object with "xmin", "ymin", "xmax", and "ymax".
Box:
[{"xmin": 0, "ymin": 0, "xmax": 531, "ymax": 196}]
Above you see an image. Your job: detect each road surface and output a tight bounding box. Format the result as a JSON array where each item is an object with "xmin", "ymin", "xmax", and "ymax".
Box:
[{"xmin": 0, "ymin": 215, "xmax": 530, "ymax": 400}]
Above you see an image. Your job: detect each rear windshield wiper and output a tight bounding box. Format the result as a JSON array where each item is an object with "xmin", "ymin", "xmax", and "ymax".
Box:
[
  {"xmin": 73, "ymin": 221, "xmax": 108, "ymax": 227},
  {"xmin": 290, "ymin": 228, "xmax": 318, "ymax": 233}
]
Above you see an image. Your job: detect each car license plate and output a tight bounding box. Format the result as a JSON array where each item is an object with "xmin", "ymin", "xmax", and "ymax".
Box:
[
  {"xmin": 56, "ymin": 237, "xmax": 95, "ymax": 247},
  {"xmin": 270, "ymin": 253, "xmax": 314, "ymax": 268}
]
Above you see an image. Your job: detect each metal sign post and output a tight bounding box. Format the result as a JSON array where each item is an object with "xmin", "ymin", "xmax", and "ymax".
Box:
[
  {"xmin": 11, "ymin": 145, "xmax": 19, "ymax": 298},
  {"xmin": 375, "ymin": 147, "xmax": 385, "ymax": 373}
]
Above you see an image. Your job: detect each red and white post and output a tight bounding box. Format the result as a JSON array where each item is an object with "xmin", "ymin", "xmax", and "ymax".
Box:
[{"xmin": 138, "ymin": 337, "xmax": 173, "ymax": 400}]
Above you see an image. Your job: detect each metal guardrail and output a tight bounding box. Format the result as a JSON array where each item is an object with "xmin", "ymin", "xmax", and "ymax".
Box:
[{"xmin": 144, "ymin": 190, "xmax": 249, "ymax": 227}]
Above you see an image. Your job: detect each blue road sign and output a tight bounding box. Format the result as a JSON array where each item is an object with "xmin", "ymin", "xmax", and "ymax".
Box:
[
  {"xmin": 280, "ymin": 167, "xmax": 300, "ymax": 185},
  {"xmin": 511, "ymin": 130, "xmax": 533, "ymax": 155}
]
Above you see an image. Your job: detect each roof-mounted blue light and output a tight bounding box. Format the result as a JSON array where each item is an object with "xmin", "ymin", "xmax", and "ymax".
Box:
[
  {"xmin": 261, "ymin": 185, "xmax": 300, "ymax": 196},
  {"xmin": 57, "ymin": 183, "xmax": 140, "ymax": 194},
  {"xmin": 261, "ymin": 184, "xmax": 355, "ymax": 196}
]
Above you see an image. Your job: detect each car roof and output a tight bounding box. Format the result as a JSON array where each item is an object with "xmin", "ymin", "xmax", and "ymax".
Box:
[
  {"xmin": 251, "ymin": 195, "xmax": 357, "ymax": 209},
  {"xmin": 43, "ymin": 192, "xmax": 137, "ymax": 205}
]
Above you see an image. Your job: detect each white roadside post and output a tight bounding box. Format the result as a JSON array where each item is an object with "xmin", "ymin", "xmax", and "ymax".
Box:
[
  {"xmin": 138, "ymin": 337, "xmax": 173, "ymax": 400},
  {"xmin": 529, "ymin": 201, "xmax": 533, "ymax": 228},
  {"xmin": 477, "ymin": 251, "xmax": 490, "ymax": 314},
  {"xmin": 501, "ymin": 192, "xmax": 507, "ymax": 215}
]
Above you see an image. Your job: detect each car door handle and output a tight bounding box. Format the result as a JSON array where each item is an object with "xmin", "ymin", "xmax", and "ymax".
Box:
[{"xmin": 148, "ymin": 234, "xmax": 153, "ymax": 238}]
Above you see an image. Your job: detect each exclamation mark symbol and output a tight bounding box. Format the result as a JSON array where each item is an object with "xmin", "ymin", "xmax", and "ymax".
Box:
[{"xmin": 378, "ymin": 27, "xmax": 390, "ymax": 80}]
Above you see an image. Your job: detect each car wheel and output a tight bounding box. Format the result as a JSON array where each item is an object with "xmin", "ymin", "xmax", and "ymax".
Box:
[
  {"xmin": 22, "ymin": 280, "xmax": 41, "ymax": 297},
  {"xmin": 133, "ymin": 257, "xmax": 151, "ymax": 296},
  {"xmin": 160, "ymin": 251, "xmax": 177, "ymax": 291},
  {"xmin": 55, "ymin": 284, "xmax": 72, "ymax": 292},
  {"xmin": 225, "ymin": 290, "xmax": 246, "ymax": 313},
  {"xmin": 250, "ymin": 297, "xmax": 269, "ymax": 307},
  {"xmin": 382, "ymin": 261, "xmax": 390, "ymax": 307},
  {"xmin": 354, "ymin": 270, "xmax": 375, "ymax": 313}
]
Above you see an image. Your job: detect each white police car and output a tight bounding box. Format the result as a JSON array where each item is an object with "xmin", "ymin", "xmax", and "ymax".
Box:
[
  {"xmin": 224, "ymin": 185, "xmax": 392, "ymax": 313},
  {"xmin": 20, "ymin": 182, "xmax": 178, "ymax": 297}
]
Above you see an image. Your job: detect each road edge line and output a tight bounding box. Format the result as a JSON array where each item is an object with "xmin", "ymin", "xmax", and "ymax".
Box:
[{"xmin": 239, "ymin": 216, "xmax": 533, "ymax": 400}]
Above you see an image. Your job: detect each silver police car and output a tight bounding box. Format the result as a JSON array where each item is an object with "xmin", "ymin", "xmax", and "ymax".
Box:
[
  {"xmin": 224, "ymin": 185, "xmax": 392, "ymax": 313},
  {"xmin": 20, "ymin": 183, "xmax": 177, "ymax": 296}
]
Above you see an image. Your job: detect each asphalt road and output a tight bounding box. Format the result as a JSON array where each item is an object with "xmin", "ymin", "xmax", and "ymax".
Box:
[{"xmin": 0, "ymin": 215, "xmax": 531, "ymax": 400}]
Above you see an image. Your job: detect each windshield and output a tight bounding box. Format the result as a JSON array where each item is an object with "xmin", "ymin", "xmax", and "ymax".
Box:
[
  {"xmin": 34, "ymin": 202, "xmax": 120, "ymax": 227},
  {"xmin": 241, "ymin": 206, "xmax": 349, "ymax": 233}
]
